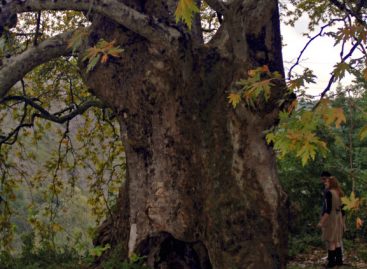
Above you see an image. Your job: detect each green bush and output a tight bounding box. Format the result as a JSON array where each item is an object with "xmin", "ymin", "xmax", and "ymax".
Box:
[
  {"xmin": 288, "ymin": 233, "xmax": 323, "ymax": 258},
  {"xmin": 0, "ymin": 232, "xmax": 82, "ymax": 269}
]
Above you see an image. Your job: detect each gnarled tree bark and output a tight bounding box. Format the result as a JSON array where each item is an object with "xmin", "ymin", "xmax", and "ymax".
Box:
[
  {"xmin": 0, "ymin": 0, "xmax": 289, "ymax": 268},
  {"xmin": 87, "ymin": 1, "xmax": 288, "ymax": 268}
]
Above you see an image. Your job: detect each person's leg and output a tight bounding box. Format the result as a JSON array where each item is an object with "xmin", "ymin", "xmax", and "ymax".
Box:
[
  {"xmin": 327, "ymin": 242, "xmax": 336, "ymax": 268},
  {"xmin": 335, "ymin": 241, "xmax": 343, "ymax": 266}
]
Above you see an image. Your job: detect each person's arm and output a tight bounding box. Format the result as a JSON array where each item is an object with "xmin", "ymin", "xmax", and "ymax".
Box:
[
  {"xmin": 318, "ymin": 213, "xmax": 329, "ymax": 227},
  {"xmin": 318, "ymin": 191, "xmax": 332, "ymax": 227}
]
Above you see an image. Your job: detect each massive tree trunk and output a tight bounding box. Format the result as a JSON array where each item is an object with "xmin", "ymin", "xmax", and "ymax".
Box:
[{"xmin": 87, "ymin": 1, "xmax": 289, "ymax": 267}]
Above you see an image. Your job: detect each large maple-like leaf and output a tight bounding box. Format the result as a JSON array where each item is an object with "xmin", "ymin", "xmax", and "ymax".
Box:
[
  {"xmin": 333, "ymin": 62, "xmax": 350, "ymax": 81},
  {"xmin": 317, "ymin": 100, "xmax": 346, "ymax": 128},
  {"xmin": 333, "ymin": 107, "xmax": 346, "ymax": 128},
  {"xmin": 175, "ymin": 0, "xmax": 200, "ymax": 29},
  {"xmin": 228, "ymin": 92, "xmax": 241, "ymax": 108},
  {"xmin": 341, "ymin": 192, "xmax": 362, "ymax": 211}
]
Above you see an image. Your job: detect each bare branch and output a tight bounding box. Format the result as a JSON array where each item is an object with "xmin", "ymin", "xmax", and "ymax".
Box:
[
  {"xmin": 0, "ymin": 30, "xmax": 74, "ymax": 98},
  {"xmin": 0, "ymin": 100, "xmax": 30, "ymax": 145},
  {"xmin": 0, "ymin": 0, "xmax": 181, "ymax": 46},
  {"xmin": 0, "ymin": 96, "xmax": 107, "ymax": 145},
  {"xmin": 0, "ymin": 95, "xmax": 106, "ymax": 123},
  {"xmin": 287, "ymin": 18, "xmax": 345, "ymax": 80},
  {"xmin": 313, "ymin": 40, "xmax": 361, "ymax": 110}
]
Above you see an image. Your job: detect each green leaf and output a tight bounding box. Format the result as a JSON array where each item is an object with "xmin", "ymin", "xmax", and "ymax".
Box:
[
  {"xmin": 86, "ymin": 54, "xmax": 101, "ymax": 73},
  {"xmin": 359, "ymin": 125, "xmax": 367, "ymax": 140},
  {"xmin": 228, "ymin": 92, "xmax": 241, "ymax": 108},
  {"xmin": 333, "ymin": 62, "xmax": 350, "ymax": 80},
  {"xmin": 68, "ymin": 29, "xmax": 88, "ymax": 54},
  {"xmin": 287, "ymin": 68, "xmax": 316, "ymax": 90},
  {"xmin": 89, "ymin": 244, "xmax": 111, "ymax": 257},
  {"xmin": 175, "ymin": 0, "xmax": 200, "ymax": 29},
  {"xmin": 265, "ymin": 132, "xmax": 275, "ymax": 145}
]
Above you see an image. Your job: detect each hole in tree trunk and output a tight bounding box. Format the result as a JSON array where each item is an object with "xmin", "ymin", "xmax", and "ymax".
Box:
[{"xmin": 137, "ymin": 232, "xmax": 212, "ymax": 269}]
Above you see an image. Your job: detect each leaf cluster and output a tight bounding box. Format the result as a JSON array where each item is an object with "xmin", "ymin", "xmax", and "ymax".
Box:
[
  {"xmin": 228, "ymin": 65, "xmax": 282, "ymax": 108},
  {"xmin": 266, "ymin": 98, "xmax": 347, "ymax": 166},
  {"xmin": 82, "ymin": 39, "xmax": 123, "ymax": 73}
]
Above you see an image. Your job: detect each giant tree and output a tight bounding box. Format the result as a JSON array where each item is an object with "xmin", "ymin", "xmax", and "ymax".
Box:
[{"xmin": 1, "ymin": 0, "xmax": 366, "ymax": 268}]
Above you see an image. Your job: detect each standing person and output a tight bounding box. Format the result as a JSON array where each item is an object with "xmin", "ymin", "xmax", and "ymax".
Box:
[{"xmin": 317, "ymin": 176, "xmax": 345, "ymax": 267}]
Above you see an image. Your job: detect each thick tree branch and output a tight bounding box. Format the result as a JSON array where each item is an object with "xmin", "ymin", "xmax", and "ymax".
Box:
[
  {"xmin": 205, "ymin": 0, "xmax": 227, "ymax": 14},
  {"xmin": 0, "ymin": 31, "xmax": 74, "ymax": 98},
  {"xmin": 0, "ymin": 0, "xmax": 181, "ymax": 46},
  {"xmin": 33, "ymin": 11, "xmax": 42, "ymax": 46}
]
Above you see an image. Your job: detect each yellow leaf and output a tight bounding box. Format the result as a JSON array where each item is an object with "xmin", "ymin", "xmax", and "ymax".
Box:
[
  {"xmin": 320, "ymin": 105, "xmax": 346, "ymax": 128},
  {"xmin": 363, "ymin": 68, "xmax": 367, "ymax": 80},
  {"xmin": 101, "ymin": 40, "xmax": 115, "ymax": 51},
  {"xmin": 248, "ymin": 69, "xmax": 256, "ymax": 77},
  {"xmin": 265, "ymin": 132, "xmax": 275, "ymax": 144},
  {"xmin": 333, "ymin": 107, "xmax": 346, "ymax": 128},
  {"xmin": 101, "ymin": 54, "xmax": 109, "ymax": 64},
  {"xmin": 108, "ymin": 47, "xmax": 124, "ymax": 58},
  {"xmin": 359, "ymin": 125, "xmax": 367, "ymax": 140},
  {"xmin": 341, "ymin": 192, "xmax": 361, "ymax": 211},
  {"xmin": 67, "ymin": 28, "xmax": 88, "ymax": 53},
  {"xmin": 175, "ymin": 0, "xmax": 199, "ymax": 29},
  {"xmin": 83, "ymin": 47, "xmax": 101, "ymax": 62},
  {"xmin": 286, "ymin": 130, "xmax": 302, "ymax": 143},
  {"xmin": 356, "ymin": 217, "xmax": 363, "ymax": 230},
  {"xmin": 228, "ymin": 92, "xmax": 241, "ymax": 108},
  {"xmin": 51, "ymin": 223, "xmax": 63, "ymax": 232}
]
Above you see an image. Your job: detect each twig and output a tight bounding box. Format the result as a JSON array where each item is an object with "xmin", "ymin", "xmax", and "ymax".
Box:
[
  {"xmin": 313, "ymin": 40, "xmax": 361, "ymax": 110},
  {"xmin": 0, "ymin": 96, "xmax": 106, "ymax": 145},
  {"xmin": 33, "ymin": 11, "xmax": 41, "ymax": 46},
  {"xmin": 288, "ymin": 18, "xmax": 344, "ymax": 80}
]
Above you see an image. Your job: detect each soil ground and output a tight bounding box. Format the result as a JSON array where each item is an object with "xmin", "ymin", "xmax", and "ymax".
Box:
[{"xmin": 288, "ymin": 246, "xmax": 367, "ymax": 269}]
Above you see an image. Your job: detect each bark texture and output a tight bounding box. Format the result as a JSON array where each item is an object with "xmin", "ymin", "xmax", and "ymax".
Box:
[
  {"xmin": 1, "ymin": 0, "xmax": 289, "ymax": 268},
  {"xmin": 87, "ymin": 1, "xmax": 289, "ymax": 268},
  {"xmin": 0, "ymin": 31, "xmax": 73, "ymax": 98}
]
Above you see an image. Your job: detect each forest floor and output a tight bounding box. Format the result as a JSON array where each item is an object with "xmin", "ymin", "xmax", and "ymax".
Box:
[{"xmin": 288, "ymin": 245, "xmax": 367, "ymax": 269}]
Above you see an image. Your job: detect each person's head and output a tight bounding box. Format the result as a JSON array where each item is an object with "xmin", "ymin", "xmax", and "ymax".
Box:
[
  {"xmin": 324, "ymin": 176, "xmax": 344, "ymax": 197},
  {"xmin": 320, "ymin": 171, "xmax": 331, "ymax": 182}
]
